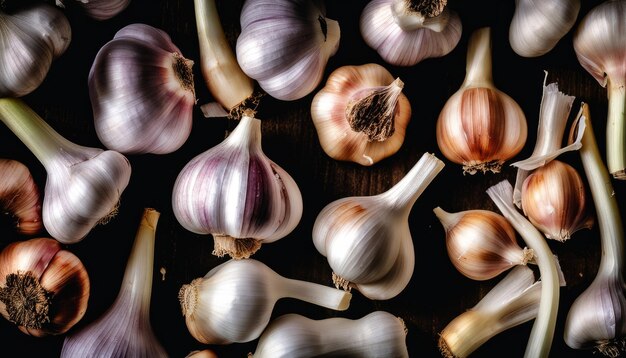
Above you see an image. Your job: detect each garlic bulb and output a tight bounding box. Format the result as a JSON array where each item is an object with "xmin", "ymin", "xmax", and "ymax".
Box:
[
  {"xmin": 55, "ymin": 0, "xmax": 130, "ymax": 20},
  {"xmin": 313, "ymin": 152, "xmax": 444, "ymax": 300},
  {"xmin": 509, "ymin": 0, "xmax": 580, "ymax": 57},
  {"xmin": 360, "ymin": 0, "xmax": 462, "ymax": 66},
  {"xmin": 437, "ymin": 27, "xmax": 527, "ymax": 174},
  {"xmin": 0, "ymin": 98, "xmax": 132, "ymax": 244},
  {"xmin": 61, "ymin": 208, "xmax": 167, "ymax": 358},
  {"xmin": 236, "ymin": 0, "xmax": 340, "ymax": 101},
  {"xmin": 0, "ymin": 159, "xmax": 42, "ymax": 235},
  {"xmin": 311, "ymin": 63, "xmax": 412, "ymax": 166},
  {"xmin": 0, "ymin": 237, "xmax": 89, "ymax": 336},
  {"xmin": 251, "ymin": 311, "xmax": 409, "ymax": 358},
  {"xmin": 178, "ymin": 259, "xmax": 351, "ymax": 345},
  {"xmin": 433, "ymin": 207, "xmax": 534, "ymax": 281},
  {"xmin": 89, "ymin": 23, "xmax": 196, "ymax": 155},
  {"xmin": 521, "ymin": 160, "xmax": 593, "ymax": 242},
  {"xmin": 186, "ymin": 349, "xmax": 218, "ymax": 358},
  {"xmin": 0, "ymin": 2, "xmax": 71, "ymax": 97},
  {"xmin": 172, "ymin": 113, "xmax": 303, "ymax": 259}
]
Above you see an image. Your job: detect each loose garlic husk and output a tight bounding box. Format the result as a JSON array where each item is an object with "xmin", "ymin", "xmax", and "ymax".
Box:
[
  {"xmin": 236, "ymin": 0, "xmax": 340, "ymax": 101},
  {"xmin": 311, "ymin": 63, "xmax": 411, "ymax": 166},
  {"xmin": 0, "ymin": 159, "xmax": 42, "ymax": 235},
  {"xmin": 509, "ymin": 0, "xmax": 580, "ymax": 57},
  {"xmin": 313, "ymin": 152, "xmax": 444, "ymax": 300},
  {"xmin": 360, "ymin": 0, "xmax": 462, "ymax": 67},
  {"xmin": 433, "ymin": 207, "xmax": 534, "ymax": 281},
  {"xmin": 0, "ymin": 2, "xmax": 71, "ymax": 97},
  {"xmin": 172, "ymin": 113, "xmax": 303, "ymax": 259},
  {"xmin": 437, "ymin": 27, "xmax": 527, "ymax": 174},
  {"xmin": 251, "ymin": 311, "xmax": 409, "ymax": 358},
  {"xmin": 55, "ymin": 0, "xmax": 130, "ymax": 20},
  {"xmin": 61, "ymin": 208, "xmax": 167, "ymax": 358},
  {"xmin": 89, "ymin": 23, "xmax": 196, "ymax": 155},
  {"xmin": 178, "ymin": 259, "xmax": 351, "ymax": 345},
  {"xmin": 0, "ymin": 237, "xmax": 90, "ymax": 336}
]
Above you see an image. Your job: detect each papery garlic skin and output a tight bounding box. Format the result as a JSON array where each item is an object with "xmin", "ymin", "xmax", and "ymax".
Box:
[
  {"xmin": 0, "ymin": 159, "xmax": 42, "ymax": 235},
  {"xmin": 251, "ymin": 312, "xmax": 409, "ymax": 358},
  {"xmin": 178, "ymin": 259, "xmax": 351, "ymax": 345},
  {"xmin": 56, "ymin": 0, "xmax": 130, "ymax": 20},
  {"xmin": 89, "ymin": 23, "xmax": 196, "ymax": 155},
  {"xmin": 0, "ymin": 238, "xmax": 89, "ymax": 336},
  {"xmin": 360, "ymin": 0, "xmax": 461, "ymax": 67},
  {"xmin": 509, "ymin": 0, "xmax": 580, "ymax": 57},
  {"xmin": 236, "ymin": 0, "xmax": 340, "ymax": 101},
  {"xmin": 172, "ymin": 114, "xmax": 303, "ymax": 259},
  {"xmin": 311, "ymin": 63, "xmax": 411, "ymax": 166},
  {"xmin": 0, "ymin": 3, "xmax": 71, "ymax": 97}
]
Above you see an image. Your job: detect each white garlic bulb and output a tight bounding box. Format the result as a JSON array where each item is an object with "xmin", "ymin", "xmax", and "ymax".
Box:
[
  {"xmin": 360, "ymin": 0, "xmax": 462, "ymax": 66},
  {"xmin": 311, "ymin": 63, "xmax": 412, "ymax": 166},
  {"xmin": 313, "ymin": 152, "xmax": 444, "ymax": 300},
  {"xmin": 172, "ymin": 113, "xmax": 303, "ymax": 259},
  {"xmin": 89, "ymin": 23, "xmax": 196, "ymax": 155},
  {"xmin": 0, "ymin": 3, "xmax": 71, "ymax": 97},
  {"xmin": 251, "ymin": 312, "xmax": 409, "ymax": 358},
  {"xmin": 236, "ymin": 0, "xmax": 340, "ymax": 101},
  {"xmin": 55, "ymin": 0, "xmax": 130, "ymax": 20},
  {"xmin": 178, "ymin": 259, "xmax": 351, "ymax": 345},
  {"xmin": 509, "ymin": 0, "xmax": 580, "ymax": 57}
]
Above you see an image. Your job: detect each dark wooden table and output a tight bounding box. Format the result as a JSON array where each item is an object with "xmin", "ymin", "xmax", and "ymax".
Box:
[{"xmin": 1, "ymin": 0, "xmax": 623, "ymax": 357}]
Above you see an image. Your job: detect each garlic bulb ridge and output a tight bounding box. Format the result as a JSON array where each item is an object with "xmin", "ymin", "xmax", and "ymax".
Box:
[
  {"xmin": 0, "ymin": 159, "xmax": 42, "ymax": 235},
  {"xmin": 55, "ymin": 0, "xmax": 130, "ymax": 20}
]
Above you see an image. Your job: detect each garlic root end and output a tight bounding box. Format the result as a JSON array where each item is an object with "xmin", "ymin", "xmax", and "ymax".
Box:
[
  {"xmin": 0, "ymin": 272, "xmax": 52, "ymax": 329},
  {"xmin": 178, "ymin": 279, "xmax": 200, "ymax": 317},
  {"xmin": 462, "ymin": 160, "xmax": 502, "ymax": 175},
  {"xmin": 438, "ymin": 335, "xmax": 457, "ymax": 358},
  {"xmin": 96, "ymin": 199, "xmax": 120, "ymax": 226},
  {"xmin": 212, "ymin": 235, "xmax": 262, "ymax": 259},
  {"xmin": 331, "ymin": 272, "xmax": 353, "ymax": 292},
  {"xmin": 596, "ymin": 338, "xmax": 626, "ymax": 357}
]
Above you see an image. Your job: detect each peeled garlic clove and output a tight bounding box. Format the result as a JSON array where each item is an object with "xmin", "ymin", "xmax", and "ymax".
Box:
[
  {"xmin": 251, "ymin": 312, "xmax": 409, "ymax": 358},
  {"xmin": 521, "ymin": 160, "xmax": 593, "ymax": 242},
  {"xmin": 56, "ymin": 0, "xmax": 130, "ymax": 20},
  {"xmin": 172, "ymin": 113, "xmax": 303, "ymax": 259},
  {"xmin": 311, "ymin": 63, "xmax": 412, "ymax": 166},
  {"xmin": 433, "ymin": 207, "xmax": 533, "ymax": 281},
  {"xmin": 0, "ymin": 237, "xmax": 90, "ymax": 336},
  {"xmin": 89, "ymin": 23, "xmax": 196, "ymax": 155},
  {"xmin": 178, "ymin": 259, "xmax": 351, "ymax": 345},
  {"xmin": 0, "ymin": 159, "xmax": 42, "ymax": 235},
  {"xmin": 236, "ymin": 0, "xmax": 340, "ymax": 101}
]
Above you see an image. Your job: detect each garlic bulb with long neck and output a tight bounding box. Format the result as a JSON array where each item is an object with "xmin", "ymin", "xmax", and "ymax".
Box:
[
  {"xmin": 236, "ymin": 0, "xmax": 340, "ymax": 101},
  {"xmin": 0, "ymin": 159, "xmax": 42, "ymax": 235},
  {"xmin": 0, "ymin": 237, "xmax": 90, "ymax": 336},
  {"xmin": 311, "ymin": 63, "xmax": 411, "ymax": 166},
  {"xmin": 509, "ymin": 0, "xmax": 580, "ymax": 57},
  {"xmin": 251, "ymin": 312, "xmax": 409, "ymax": 358},
  {"xmin": 360, "ymin": 0, "xmax": 462, "ymax": 67},
  {"xmin": 178, "ymin": 259, "xmax": 351, "ymax": 345},
  {"xmin": 61, "ymin": 208, "xmax": 167, "ymax": 358},
  {"xmin": 313, "ymin": 152, "xmax": 444, "ymax": 300},
  {"xmin": 172, "ymin": 113, "xmax": 303, "ymax": 259},
  {"xmin": 0, "ymin": 99, "xmax": 132, "ymax": 244},
  {"xmin": 0, "ymin": 2, "xmax": 71, "ymax": 97},
  {"xmin": 437, "ymin": 27, "xmax": 527, "ymax": 174},
  {"xmin": 55, "ymin": 0, "xmax": 130, "ymax": 20}
]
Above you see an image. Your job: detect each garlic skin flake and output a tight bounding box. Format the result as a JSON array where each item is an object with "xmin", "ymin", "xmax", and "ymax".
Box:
[
  {"xmin": 0, "ymin": 159, "xmax": 42, "ymax": 235},
  {"xmin": 360, "ymin": 0, "xmax": 462, "ymax": 67},
  {"xmin": 311, "ymin": 63, "xmax": 411, "ymax": 166},
  {"xmin": 0, "ymin": 3, "xmax": 71, "ymax": 97},
  {"xmin": 89, "ymin": 23, "xmax": 196, "ymax": 155},
  {"xmin": 251, "ymin": 312, "xmax": 409, "ymax": 358},
  {"xmin": 178, "ymin": 259, "xmax": 351, "ymax": 345},
  {"xmin": 172, "ymin": 114, "xmax": 303, "ymax": 259},
  {"xmin": 55, "ymin": 0, "xmax": 130, "ymax": 20},
  {"xmin": 236, "ymin": 0, "xmax": 340, "ymax": 101}
]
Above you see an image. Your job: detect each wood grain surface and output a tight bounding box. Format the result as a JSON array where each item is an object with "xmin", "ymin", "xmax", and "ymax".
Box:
[{"xmin": 1, "ymin": 0, "xmax": 624, "ymax": 357}]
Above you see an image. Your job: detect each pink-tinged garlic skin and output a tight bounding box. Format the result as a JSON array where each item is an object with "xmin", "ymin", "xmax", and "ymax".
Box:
[
  {"xmin": 0, "ymin": 159, "xmax": 42, "ymax": 235},
  {"xmin": 57, "ymin": 0, "xmax": 130, "ymax": 21},
  {"xmin": 521, "ymin": 160, "xmax": 593, "ymax": 242}
]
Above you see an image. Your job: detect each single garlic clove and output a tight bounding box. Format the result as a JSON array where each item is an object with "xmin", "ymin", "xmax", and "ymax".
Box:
[{"xmin": 0, "ymin": 159, "xmax": 42, "ymax": 235}]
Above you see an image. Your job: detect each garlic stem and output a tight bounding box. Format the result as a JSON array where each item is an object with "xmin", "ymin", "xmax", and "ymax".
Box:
[
  {"xmin": 607, "ymin": 79, "xmax": 626, "ymax": 179},
  {"xmin": 486, "ymin": 180, "xmax": 559, "ymax": 358},
  {"xmin": 280, "ymin": 277, "xmax": 351, "ymax": 311},
  {"xmin": 463, "ymin": 27, "xmax": 493, "ymax": 88}
]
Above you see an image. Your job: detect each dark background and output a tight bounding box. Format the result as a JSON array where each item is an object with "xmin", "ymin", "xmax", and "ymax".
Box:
[{"xmin": 1, "ymin": 0, "xmax": 623, "ymax": 357}]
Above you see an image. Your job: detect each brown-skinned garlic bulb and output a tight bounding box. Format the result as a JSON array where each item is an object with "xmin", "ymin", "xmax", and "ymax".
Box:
[
  {"xmin": 0, "ymin": 2, "xmax": 71, "ymax": 97},
  {"xmin": 313, "ymin": 152, "xmax": 444, "ymax": 300},
  {"xmin": 178, "ymin": 259, "xmax": 351, "ymax": 345},
  {"xmin": 55, "ymin": 0, "xmax": 130, "ymax": 20},
  {"xmin": 0, "ymin": 237, "xmax": 90, "ymax": 336},
  {"xmin": 0, "ymin": 159, "xmax": 42, "ymax": 235},
  {"xmin": 236, "ymin": 0, "xmax": 340, "ymax": 101},
  {"xmin": 437, "ymin": 27, "xmax": 527, "ymax": 174},
  {"xmin": 360, "ymin": 0, "xmax": 462, "ymax": 67},
  {"xmin": 311, "ymin": 63, "xmax": 411, "ymax": 166},
  {"xmin": 89, "ymin": 23, "xmax": 196, "ymax": 155},
  {"xmin": 251, "ymin": 312, "xmax": 409, "ymax": 358}
]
